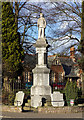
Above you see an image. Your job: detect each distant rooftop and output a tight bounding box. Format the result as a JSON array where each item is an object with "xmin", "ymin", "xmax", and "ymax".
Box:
[{"xmin": 23, "ymin": 54, "xmax": 79, "ymax": 78}]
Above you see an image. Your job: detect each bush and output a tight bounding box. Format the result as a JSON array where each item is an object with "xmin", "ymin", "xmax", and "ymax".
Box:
[
  {"xmin": 78, "ymin": 88, "xmax": 82, "ymax": 98},
  {"xmin": 2, "ymin": 88, "xmax": 30, "ymax": 105},
  {"xmin": 64, "ymin": 80, "xmax": 78, "ymax": 106},
  {"xmin": 8, "ymin": 92, "xmax": 15, "ymax": 105},
  {"xmin": 2, "ymin": 91, "xmax": 9, "ymax": 105},
  {"xmin": 2, "ymin": 90, "xmax": 15, "ymax": 105}
]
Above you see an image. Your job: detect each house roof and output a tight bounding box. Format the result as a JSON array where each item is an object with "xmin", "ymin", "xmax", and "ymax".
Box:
[
  {"xmin": 22, "ymin": 54, "xmax": 36, "ymax": 71},
  {"xmin": 48, "ymin": 56, "xmax": 79, "ymax": 78},
  {"xmin": 23, "ymin": 54, "xmax": 79, "ymax": 78}
]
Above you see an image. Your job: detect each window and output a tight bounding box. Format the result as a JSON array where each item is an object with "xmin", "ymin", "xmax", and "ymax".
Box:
[
  {"xmin": 55, "ymin": 60, "xmax": 57, "ymax": 64},
  {"xmin": 25, "ymin": 72, "xmax": 28, "ymax": 82},
  {"xmin": 59, "ymin": 73, "xmax": 62, "ymax": 82},
  {"xmin": 25, "ymin": 72, "xmax": 32, "ymax": 83}
]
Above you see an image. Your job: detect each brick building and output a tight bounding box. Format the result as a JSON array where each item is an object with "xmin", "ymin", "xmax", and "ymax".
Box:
[{"xmin": 22, "ymin": 47, "xmax": 82, "ymax": 89}]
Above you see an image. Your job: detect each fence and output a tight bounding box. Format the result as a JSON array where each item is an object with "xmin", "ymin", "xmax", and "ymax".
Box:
[
  {"xmin": 2, "ymin": 77, "xmax": 83, "ymax": 106},
  {"xmin": 2, "ymin": 77, "xmax": 31, "ymax": 105}
]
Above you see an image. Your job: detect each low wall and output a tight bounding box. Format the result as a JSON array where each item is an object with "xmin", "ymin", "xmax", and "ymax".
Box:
[
  {"xmin": 2, "ymin": 105, "xmax": 84, "ymax": 113},
  {"xmin": 2, "ymin": 105, "xmax": 22, "ymax": 112},
  {"xmin": 38, "ymin": 106, "xmax": 84, "ymax": 113}
]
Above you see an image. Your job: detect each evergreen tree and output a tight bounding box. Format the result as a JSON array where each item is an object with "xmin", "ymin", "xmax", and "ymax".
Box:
[
  {"xmin": 64, "ymin": 79, "xmax": 78, "ymax": 105},
  {"xmin": 2, "ymin": 2, "xmax": 24, "ymax": 78}
]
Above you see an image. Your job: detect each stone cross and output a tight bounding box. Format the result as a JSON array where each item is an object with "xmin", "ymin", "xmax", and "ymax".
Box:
[{"xmin": 37, "ymin": 13, "xmax": 46, "ymax": 38}]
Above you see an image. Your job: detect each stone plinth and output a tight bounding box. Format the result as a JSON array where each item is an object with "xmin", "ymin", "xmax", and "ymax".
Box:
[{"xmin": 31, "ymin": 65, "xmax": 51, "ymax": 108}]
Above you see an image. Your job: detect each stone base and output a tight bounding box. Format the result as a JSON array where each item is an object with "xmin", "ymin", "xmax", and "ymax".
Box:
[
  {"xmin": 31, "ymin": 95, "xmax": 51, "ymax": 108},
  {"xmin": 31, "ymin": 85, "xmax": 51, "ymax": 108}
]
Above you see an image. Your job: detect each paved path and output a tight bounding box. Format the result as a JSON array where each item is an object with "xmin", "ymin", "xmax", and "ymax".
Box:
[{"xmin": 1, "ymin": 111, "xmax": 84, "ymax": 118}]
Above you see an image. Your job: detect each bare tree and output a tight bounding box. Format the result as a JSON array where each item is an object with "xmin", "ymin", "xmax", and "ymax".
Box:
[
  {"xmin": 10, "ymin": 1, "xmax": 82, "ymax": 54},
  {"xmin": 79, "ymin": 0, "xmax": 84, "ymax": 97},
  {"xmin": 43, "ymin": 1, "xmax": 81, "ymax": 54}
]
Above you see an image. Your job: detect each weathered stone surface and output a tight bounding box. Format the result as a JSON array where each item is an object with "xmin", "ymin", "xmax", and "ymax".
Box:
[
  {"xmin": 38, "ymin": 106, "xmax": 84, "ymax": 113},
  {"xmin": 34, "ymin": 38, "xmax": 48, "ymax": 47},
  {"xmin": 14, "ymin": 91, "xmax": 24, "ymax": 106},
  {"xmin": 31, "ymin": 85, "xmax": 51, "ymax": 95},
  {"xmin": 2, "ymin": 105, "xmax": 84, "ymax": 113},
  {"xmin": 37, "ymin": 13, "xmax": 46, "ymax": 38},
  {"xmin": 31, "ymin": 13, "xmax": 51, "ymax": 108},
  {"xmin": 32, "ymin": 72, "xmax": 50, "ymax": 86},
  {"xmin": 51, "ymin": 91, "xmax": 64, "ymax": 107},
  {"xmin": 31, "ymin": 95, "xmax": 51, "ymax": 108},
  {"xmin": 2, "ymin": 105, "xmax": 22, "ymax": 112},
  {"xmin": 32, "ymin": 66, "xmax": 50, "ymax": 73}
]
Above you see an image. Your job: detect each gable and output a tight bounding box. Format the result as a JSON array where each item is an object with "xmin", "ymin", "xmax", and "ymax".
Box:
[{"xmin": 51, "ymin": 65, "xmax": 64, "ymax": 73}]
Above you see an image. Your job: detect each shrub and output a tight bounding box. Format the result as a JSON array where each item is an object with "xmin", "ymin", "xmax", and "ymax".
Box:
[
  {"xmin": 2, "ymin": 91, "xmax": 9, "ymax": 105},
  {"xmin": 2, "ymin": 90, "xmax": 15, "ymax": 105},
  {"xmin": 8, "ymin": 92, "xmax": 15, "ymax": 105},
  {"xmin": 64, "ymin": 80, "xmax": 78, "ymax": 105},
  {"xmin": 78, "ymin": 88, "xmax": 82, "ymax": 98}
]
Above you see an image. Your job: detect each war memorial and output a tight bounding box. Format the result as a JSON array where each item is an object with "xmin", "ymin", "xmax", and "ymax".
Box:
[
  {"xmin": 2, "ymin": 13, "xmax": 84, "ymax": 119},
  {"xmin": 31, "ymin": 13, "xmax": 51, "ymax": 108},
  {"xmin": 30, "ymin": 13, "xmax": 64, "ymax": 108}
]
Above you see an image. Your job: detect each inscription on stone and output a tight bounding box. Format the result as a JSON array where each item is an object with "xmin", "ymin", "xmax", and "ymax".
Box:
[
  {"xmin": 51, "ymin": 91, "xmax": 64, "ymax": 107},
  {"xmin": 14, "ymin": 91, "xmax": 25, "ymax": 106}
]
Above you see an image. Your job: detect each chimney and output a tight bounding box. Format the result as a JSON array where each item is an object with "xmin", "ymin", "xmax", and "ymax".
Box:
[{"xmin": 70, "ymin": 46, "xmax": 75, "ymax": 62}]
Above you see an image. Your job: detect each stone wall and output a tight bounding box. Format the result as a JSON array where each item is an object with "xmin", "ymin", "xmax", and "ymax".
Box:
[
  {"xmin": 2, "ymin": 105, "xmax": 84, "ymax": 113},
  {"xmin": 2, "ymin": 105, "xmax": 22, "ymax": 112},
  {"xmin": 38, "ymin": 106, "xmax": 84, "ymax": 113}
]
